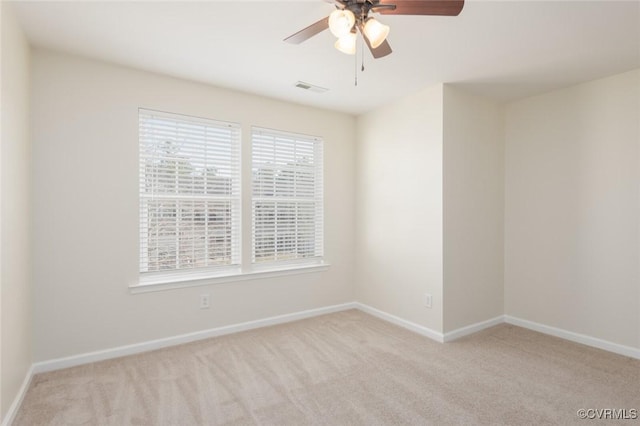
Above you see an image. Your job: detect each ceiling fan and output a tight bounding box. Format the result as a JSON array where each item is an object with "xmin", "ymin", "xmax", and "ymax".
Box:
[{"xmin": 284, "ymin": 0, "xmax": 465, "ymax": 59}]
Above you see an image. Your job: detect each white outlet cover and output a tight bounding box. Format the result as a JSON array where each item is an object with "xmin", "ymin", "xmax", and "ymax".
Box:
[
  {"xmin": 424, "ymin": 294, "xmax": 432, "ymax": 308},
  {"xmin": 200, "ymin": 294, "xmax": 211, "ymax": 309}
]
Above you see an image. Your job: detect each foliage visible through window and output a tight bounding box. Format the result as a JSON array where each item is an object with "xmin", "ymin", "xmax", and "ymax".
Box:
[
  {"xmin": 252, "ymin": 128, "xmax": 324, "ymax": 264},
  {"xmin": 139, "ymin": 110, "xmax": 241, "ymax": 274}
]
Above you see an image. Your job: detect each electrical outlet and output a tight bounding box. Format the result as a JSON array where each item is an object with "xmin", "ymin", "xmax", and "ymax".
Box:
[
  {"xmin": 424, "ymin": 293, "xmax": 432, "ymax": 309},
  {"xmin": 200, "ymin": 294, "xmax": 210, "ymax": 309}
]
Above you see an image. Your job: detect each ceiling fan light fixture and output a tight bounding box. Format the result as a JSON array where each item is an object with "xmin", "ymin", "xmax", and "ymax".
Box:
[
  {"xmin": 328, "ymin": 9, "xmax": 356, "ymax": 37},
  {"xmin": 334, "ymin": 32, "xmax": 357, "ymax": 55},
  {"xmin": 363, "ymin": 18, "xmax": 390, "ymax": 49}
]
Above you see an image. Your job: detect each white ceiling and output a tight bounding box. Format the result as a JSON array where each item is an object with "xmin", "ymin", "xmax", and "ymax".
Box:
[{"xmin": 12, "ymin": 0, "xmax": 640, "ymax": 115}]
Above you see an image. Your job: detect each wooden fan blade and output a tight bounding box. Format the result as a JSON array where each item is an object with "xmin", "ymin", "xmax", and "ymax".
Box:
[
  {"xmin": 370, "ymin": 39, "xmax": 392, "ymax": 58},
  {"xmin": 358, "ymin": 25, "xmax": 393, "ymax": 59},
  {"xmin": 284, "ymin": 17, "xmax": 329, "ymax": 44},
  {"xmin": 377, "ymin": 0, "xmax": 464, "ymax": 16}
]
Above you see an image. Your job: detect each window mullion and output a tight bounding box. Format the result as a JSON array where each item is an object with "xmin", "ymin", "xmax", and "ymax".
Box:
[{"xmin": 241, "ymin": 124, "xmax": 253, "ymax": 272}]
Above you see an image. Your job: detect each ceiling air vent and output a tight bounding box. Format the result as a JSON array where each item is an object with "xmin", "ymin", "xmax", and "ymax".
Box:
[{"xmin": 295, "ymin": 81, "xmax": 328, "ymax": 94}]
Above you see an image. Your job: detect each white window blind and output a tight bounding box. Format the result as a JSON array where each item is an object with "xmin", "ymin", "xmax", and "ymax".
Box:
[
  {"xmin": 139, "ymin": 109, "xmax": 241, "ymax": 277},
  {"xmin": 252, "ymin": 127, "xmax": 324, "ymax": 265}
]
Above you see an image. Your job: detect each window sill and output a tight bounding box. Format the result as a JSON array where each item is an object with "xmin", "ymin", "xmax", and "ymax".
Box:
[{"xmin": 130, "ymin": 262, "xmax": 331, "ymax": 294}]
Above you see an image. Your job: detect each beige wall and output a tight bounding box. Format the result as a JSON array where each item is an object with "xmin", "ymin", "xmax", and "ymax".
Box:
[
  {"xmin": 504, "ymin": 69, "xmax": 640, "ymax": 348},
  {"xmin": 355, "ymin": 85, "xmax": 444, "ymax": 332},
  {"xmin": 1, "ymin": 2, "xmax": 32, "ymax": 420},
  {"xmin": 31, "ymin": 50, "xmax": 357, "ymax": 362},
  {"xmin": 442, "ymin": 86, "xmax": 504, "ymax": 332}
]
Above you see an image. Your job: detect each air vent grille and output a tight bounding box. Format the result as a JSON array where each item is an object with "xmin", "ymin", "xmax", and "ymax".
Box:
[{"xmin": 295, "ymin": 81, "xmax": 329, "ymax": 93}]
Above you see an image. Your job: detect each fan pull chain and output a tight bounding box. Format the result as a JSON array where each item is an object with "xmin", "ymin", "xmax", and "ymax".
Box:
[
  {"xmin": 354, "ymin": 38, "xmax": 358, "ymax": 86},
  {"xmin": 355, "ymin": 36, "xmax": 366, "ymax": 86}
]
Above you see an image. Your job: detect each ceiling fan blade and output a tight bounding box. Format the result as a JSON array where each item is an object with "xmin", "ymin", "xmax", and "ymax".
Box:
[
  {"xmin": 369, "ymin": 39, "xmax": 393, "ymax": 58},
  {"xmin": 377, "ymin": 0, "xmax": 464, "ymax": 16},
  {"xmin": 358, "ymin": 25, "xmax": 393, "ymax": 59},
  {"xmin": 284, "ymin": 17, "xmax": 330, "ymax": 44}
]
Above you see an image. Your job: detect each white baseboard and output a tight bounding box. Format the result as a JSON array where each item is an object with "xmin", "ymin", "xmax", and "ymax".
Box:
[
  {"xmin": 1, "ymin": 365, "xmax": 34, "ymax": 426},
  {"xmin": 354, "ymin": 302, "xmax": 444, "ymax": 343},
  {"xmin": 443, "ymin": 315, "xmax": 504, "ymax": 342},
  {"xmin": 33, "ymin": 302, "xmax": 357, "ymax": 374},
  {"xmin": 24, "ymin": 303, "xmax": 640, "ymax": 384},
  {"xmin": 353, "ymin": 304, "xmax": 640, "ymax": 361},
  {"xmin": 354, "ymin": 304, "xmax": 504, "ymax": 344},
  {"xmin": 504, "ymin": 315, "xmax": 640, "ymax": 360}
]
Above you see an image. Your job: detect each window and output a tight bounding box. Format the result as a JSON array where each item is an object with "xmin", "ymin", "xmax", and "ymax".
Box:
[
  {"xmin": 252, "ymin": 127, "xmax": 324, "ymax": 266},
  {"xmin": 139, "ymin": 109, "xmax": 241, "ymax": 280},
  {"xmin": 136, "ymin": 111, "xmax": 326, "ymax": 291}
]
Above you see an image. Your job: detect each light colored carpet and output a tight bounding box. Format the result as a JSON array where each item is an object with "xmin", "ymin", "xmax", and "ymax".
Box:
[{"xmin": 14, "ymin": 309, "xmax": 640, "ymax": 425}]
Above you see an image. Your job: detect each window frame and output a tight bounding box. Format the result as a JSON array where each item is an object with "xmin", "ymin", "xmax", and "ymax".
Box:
[
  {"xmin": 137, "ymin": 108, "xmax": 242, "ymax": 286},
  {"xmin": 250, "ymin": 126, "xmax": 325, "ymax": 269},
  {"xmin": 133, "ymin": 111, "xmax": 329, "ymax": 293}
]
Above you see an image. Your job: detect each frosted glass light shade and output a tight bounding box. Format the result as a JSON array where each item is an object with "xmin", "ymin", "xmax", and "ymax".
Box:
[
  {"xmin": 329, "ymin": 9, "xmax": 356, "ymax": 37},
  {"xmin": 363, "ymin": 18, "xmax": 390, "ymax": 48},
  {"xmin": 334, "ymin": 32, "xmax": 357, "ymax": 55}
]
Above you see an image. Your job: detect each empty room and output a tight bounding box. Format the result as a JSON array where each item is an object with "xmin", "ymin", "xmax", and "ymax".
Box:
[{"xmin": 1, "ymin": 0, "xmax": 639, "ymax": 424}]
